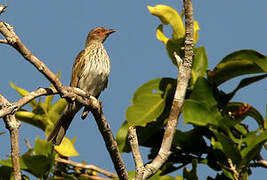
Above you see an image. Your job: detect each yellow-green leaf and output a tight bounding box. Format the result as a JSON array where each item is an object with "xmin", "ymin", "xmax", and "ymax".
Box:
[
  {"xmin": 15, "ymin": 111, "xmax": 46, "ymax": 131},
  {"xmin": 10, "ymin": 82, "xmax": 37, "ymax": 108},
  {"xmin": 156, "ymin": 24, "xmax": 169, "ymax": 44},
  {"xmin": 193, "ymin": 21, "xmax": 200, "ymax": 44},
  {"xmin": 147, "ymin": 5, "xmax": 185, "ymax": 40},
  {"xmin": 54, "ymin": 137, "xmax": 79, "ymax": 157}
]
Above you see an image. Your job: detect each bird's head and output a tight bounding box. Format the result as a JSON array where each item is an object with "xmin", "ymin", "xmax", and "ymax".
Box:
[{"xmin": 86, "ymin": 27, "xmax": 116, "ymax": 44}]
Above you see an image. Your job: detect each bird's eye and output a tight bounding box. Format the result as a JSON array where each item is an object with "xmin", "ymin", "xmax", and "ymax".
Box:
[{"xmin": 96, "ymin": 31, "xmax": 101, "ymax": 34}]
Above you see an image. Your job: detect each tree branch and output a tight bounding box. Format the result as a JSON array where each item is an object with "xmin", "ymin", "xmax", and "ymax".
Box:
[
  {"xmin": 142, "ymin": 1, "xmax": 194, "ymax": 179},
  {"xmin": 55, "ymin": 157, "xmax": 117, "ymax": 178},
  {"xmin": 0, "ymin": 87, "xmax": 57, "ymax": 118},
  {"xmin": 0, "ymin": 94, "xmax": 21, "ymax": 180},
  {"xmin": 0, "ymin": 4, "xmax": 7, "ymax": 15},
  {"xmin": 128, "ymin": 126, "xmax": 144, "ymax": 180},
  {"xmin": 0, "ymin": 20, "xmax": 129, "ymax": 179}
]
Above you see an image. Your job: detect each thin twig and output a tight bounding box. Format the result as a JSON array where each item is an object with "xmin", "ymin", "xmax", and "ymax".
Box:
[
  {"xmin": 142, "ymin": 0, "xmax": 194, "ymax": 179},
  {"xmin": 0, "ymin": 39, "xmax": 8, "ymax": 44},
  {"xmin": 128, "ymin": 126, "xmax": 144, "ymax": 180},
  {"xmin": 227, "ymin": 158, "xmax": 239, "ymax": 180},
  {"xmin": 0, "ymin": 94, "xmax": 21, "ymax": 180},
  {"xmin": 55, "ymin": 157, "xmax": 117, "ymax": 178},
  {"xmin": 0, "ymin": 87, "xmax": 57, "ymax": 118},
  {"xmin": 0, "ymin": 21, "xmax": 129, "ymax": 179},
  {"xmin": 24, "ymin": 138, "xmax": 32, "ymax": 149},
  {"xmin": 0, "ymin": 4, "xmax": 7, "ymax": 15}
]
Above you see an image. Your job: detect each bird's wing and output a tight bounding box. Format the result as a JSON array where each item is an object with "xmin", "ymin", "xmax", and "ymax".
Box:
[{"xmin": 70, "ymin": 49, "xmax": 86, "ymax": 87}]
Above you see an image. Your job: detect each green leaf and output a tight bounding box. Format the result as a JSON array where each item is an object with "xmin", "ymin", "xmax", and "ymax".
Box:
[
  {"xmin": 15, "ymin": 111, "xmax": 46, "ymax": 131},
  {"xmin": 21, "ymin": 154, "xmax": 51, "ymax": 177},
  {"xmin": 240, "ymin": 130, "xmax": 267, "ymax": 167},
  {"xmin": 208, "ymin": 49, "xmax": 267, "ymax": 86},
  {"xmin": 183, "ymin": 99, "xmax": 223, "ymax": 127},
  {"xmin": 0, "ymin": 132, "xmax": 6, "ymax": 135},
  {"xmin": 116, "ymin": 121, "xmax": 131, "ymax": 152},
  {"xmin": 211, "ymin": 129, "xmax": 242, "ymax": 166},
  {"xmin": 10, "ymin": 82, "xmax": 37, "ymax": 108},
  {"xmin": 0, "ymin": 166, "xmax": 12, "ymax": 180},
  {"xmin": 173, "ymin": 128, "xmax": 207, "ymax": 156},
  {"xmin": 126, "ymin": 78, "xmax": 176, "ymax": 127},
  {"xmin": 116, "ymin": 120, "xmax": 165, "ymax": 153},
  {"xmin": 225, "ymin": 102, "xmax": 264, "ymax": 129},
  {"xmin": 34, "ymin": 137, "xmax": 53, "ymax": 157},
  {"xmin": 227, "ymin": 74, "xmax": 267, "ymax": 100},
  {"xmin": 183, "ymin": 78, "xmax": 229, "ymax": 127},
  {"xmin": 46, "ymin": 98, "xmax": 68, "ymax": 134},
  {"xmin": 190, "ymin": 78, "xmax": 218, "ymax": 108},
  {"xmin": 0, "ymin": 155, "xmax": 50, "ymax": 178},
  {"xmin": 191, "ymin": 47, "xmax": 208, "ymax": 86}
]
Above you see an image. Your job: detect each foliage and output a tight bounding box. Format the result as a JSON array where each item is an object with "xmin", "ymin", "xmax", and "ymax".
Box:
[{"xmin": 116, "ymin": 4, "xmax": 267, "ymax": 180}]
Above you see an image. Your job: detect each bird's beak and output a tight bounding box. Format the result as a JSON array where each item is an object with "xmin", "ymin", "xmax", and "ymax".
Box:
[{"xmin": 106, "ymin": 29, "xmax": 116, "ymax": 35}]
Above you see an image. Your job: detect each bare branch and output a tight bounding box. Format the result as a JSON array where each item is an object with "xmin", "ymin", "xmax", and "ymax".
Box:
[
  {"xmin": 227, "ymin": 158, "xmax": 239, "ymax": 180},
  {"xmin": 0, "ymin": 4, "xmax": 7, "ymax": 15},
  {"xmin": 0, "ymin": 87, "xmax": 57, "ymax": 118},
  {"xmin": 0, "ymin": 39, "xmax": 8, "ymax": 44},
  {"xmin": 0, "ymin": 94, "xmax": 21, "ymax": 180},
  {"xmin": 142, "ymin": 1, "xmax": 194, "ymax": 179},
  {"xmin": 90, "ymin": 105, "xmax": 129, "ymax": 180},
  {"xmin": 55, "ymin": 157, "xmax": 117, "ymax": 178},
  {"xmin": 128, "ymin": 126, "xmax": 144, "ymax": 179},
  {"xmin": 0, "ymin": 21, "xmax": 129, "ymax": 179},
  {"xmin": 0, "ymin": 22, "xmax": 67, "ymax": 96},
  {"xmin": 250, "ymin": 156, "xmax": 267, "ymax": 169}
]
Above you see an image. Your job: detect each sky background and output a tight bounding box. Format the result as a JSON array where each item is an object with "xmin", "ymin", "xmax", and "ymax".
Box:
[{"xmin": 0, "ymin": 0, "xmax": 266, "ymax": 179}]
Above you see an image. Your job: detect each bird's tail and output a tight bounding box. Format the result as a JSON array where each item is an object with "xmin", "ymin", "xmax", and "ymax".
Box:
[{"xmin": 47, "ymin": 102, "xmax": 81, "ymax": 145}]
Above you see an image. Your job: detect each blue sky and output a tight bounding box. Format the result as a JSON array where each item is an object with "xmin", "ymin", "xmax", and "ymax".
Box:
[{"xmin": 0, "ymin": 0, "xmax": 266, "ymax": 179}]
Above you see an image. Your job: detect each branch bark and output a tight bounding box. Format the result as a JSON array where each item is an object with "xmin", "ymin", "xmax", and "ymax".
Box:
[
  {"xmin": 142, "ymin": 1, "xmax": 194, "ymax": 179},
  {"xmin": 0, "ymin": 94, "xmax": 21, "ymax": 180},
  {"xmin": 0, "ymin": 19, "xmax": 129, "ymax": 179},
  {"xmin": 128, "ymin": 126, "xmax": 144, "ymax": 180},
  {"xmin": 55, "ymin": 157, "xmax": 117, "ymax": 178}
]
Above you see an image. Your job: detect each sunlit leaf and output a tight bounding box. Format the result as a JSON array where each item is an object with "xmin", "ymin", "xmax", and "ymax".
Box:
[
  {"xmin": 156, "ymin": 24, "xmax": 168, "ymax": 44},
  {"xmin": 183, "ymin": 99, "xmax": 223, "ymax": 127},
  {"xmin": 116, "ymin": 121, "xmax": 130, "ymax": 152},
  {"xmin": 54, "ymin": 137, "xmax": 79, "ymax": 157},
  {"xmin": 15, "ymin": 111, "xmax": 46, "ymax": 131},
  {"xmin": 191, "ymin": 47, "xmax": 208, "ymax": 86},
  {"xmin": 34, "ymin": 137, "xmax": 53, "ymax": 157},
  {"xmin": 126, "ymin": 78, "xmax": 176, "ymax": 127},
  {"xmin": 193, "ymin": 21, "xmax": 200, "ymax": 44},
  {"xmin": 10, "ymin": 82, "xmax": 37, "ymax": 108},
  {"xmin": 147, "ymin": 5, "xmax": 185, "ymax": 40},
  {"xmin": 208, "ymin": 49, "xmax": 267, "ymax": 86}
]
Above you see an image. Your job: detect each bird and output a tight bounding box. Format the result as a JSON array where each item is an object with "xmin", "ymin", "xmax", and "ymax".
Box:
[{"xmin": 47, "ymin": 27, "xmax": 116, "ymax": 145}]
